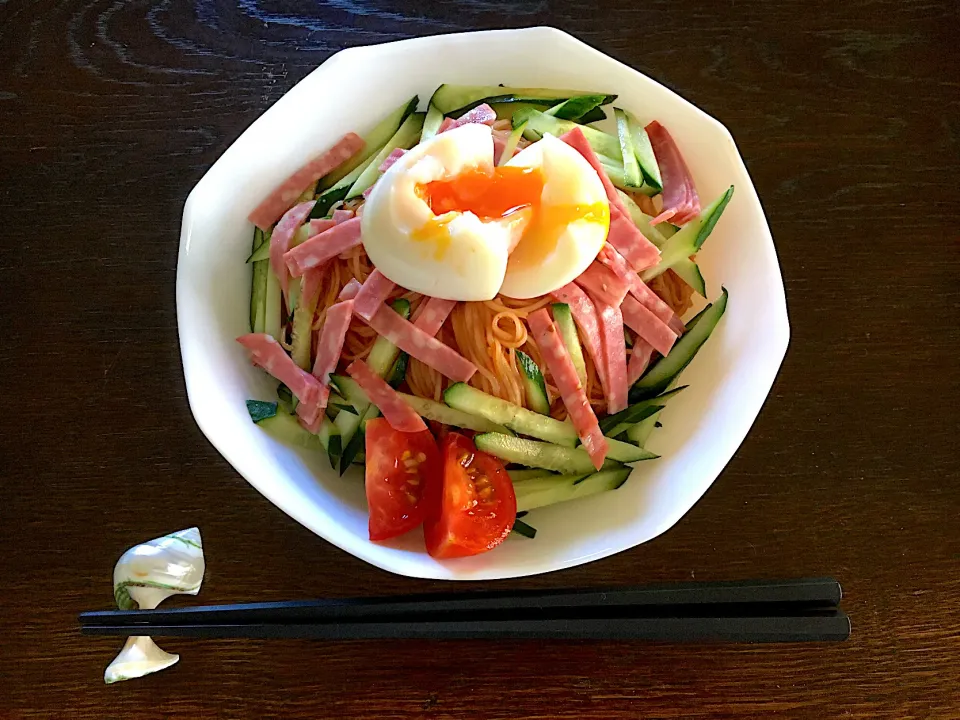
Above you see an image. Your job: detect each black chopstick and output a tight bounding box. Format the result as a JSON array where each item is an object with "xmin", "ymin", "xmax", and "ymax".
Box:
[
  {"xmin": 79, "ymin": 578, "xmax": 849, "ymax": 643},
  {"xmin": 81, "ymin": 612, "xmax": 850, "ymax": 643},
  {"xmin": 79, "ymin": 577, "xmax": 841, "ymax": 627}
]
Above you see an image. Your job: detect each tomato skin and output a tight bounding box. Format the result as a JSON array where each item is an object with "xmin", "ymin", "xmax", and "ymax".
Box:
[
  {"xmin": 364, "ymin": 418, "xmax": 441, "ymax": 542},
  {"xmin": 424, "ymin": 432, "xmax": 517, "ymax": 559}
]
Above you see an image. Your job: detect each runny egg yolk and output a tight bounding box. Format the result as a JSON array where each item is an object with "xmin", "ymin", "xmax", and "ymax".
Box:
[{"xmin": 413, "ymin": 166, "xmax": 609, "ymax": 269}]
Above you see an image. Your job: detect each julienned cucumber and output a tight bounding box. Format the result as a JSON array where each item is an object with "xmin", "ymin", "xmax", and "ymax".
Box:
[
  {"xmin": 614, "ymin": 108, "xmax": 642, "ymax": 188},
  {"xmin": 316, "ymin": 417, "xmax": 342, "ymax": 459},
  {"xmin": 421, "ymin": 103, "xmax": 444, "ymax": 143},
  {"xmin": 263, "ymin": 265, "xmax": 282, "ymax": 341},
  {"xmin": 631, "ymin": 288, "xmax": 729, "ymax": 401},
  {"xmin": 396, "ymin": 393, "xmax": 512, "ymax": 434},
  {"xmin": 543, "ymin": 94, "xmax": 611, "ymax": 122},
  {"xmin": 626, "ymin": 110, "xmax": 663, "ymax": 191},
  {"xmin": 641, "ymin": 186, "xmax": 734, "ymax": 282},
  {"xmin": 248, "ymin": 404, "xmax": 325, "ymax": 451},
  {"xmin": 444, "ymin": 384, "xmax": 577, "ymax": 447},
  {"xmin": 551, "ymin": 303, "xmax": 587, "ymax": 388},
  {"xmin": 626, "ymin": 410, "xmax": 660, "ymax": 447},
  {"xmin": 429, "ymin": 84, "xmax": 616, "ymax": 116},
  {"xmin": 513, "ymin": 468, "xmax": 630, "ymax": 513},
  {"xmin": 318, "ymin": 95, "xmax": 418, "ymax": 190},
  {"xmin": 672, "ymin": 258, "xmax": 707, "ymax": 297},
  {"xmin": 367, "ymin": 299, "xmax": 411, "ymax": 377},
  {"xmin": 603, "ymin": 436, "xmax": 659, "ymax": 463},
  {"xmin": 513, "ymin": 107, "xmax": 620, "ymax": 162},
  {"xmin": 249, "ymin": 228, "xmax": 269, "ymax": 333},
  {"xmin": 497, "ymin": 120, "xmax": 527, "ymax": 166},
  {"xmin": 598, "ymin": 386, "xmax": 686, "ymax": 436},
  {"xmin": 474, "ymin": 433, "xmax": 620, "ymax": 475},
  {"xmin": 515, "ymin": 351, "xmax": 550, "ymax": 415},
  {"xmin": 507, "ymin": 468, "xmax": 555, "ymax": 483},
  {"xmin": 346, "ymin": 113, "xmax": 425, "ymax": 200}
]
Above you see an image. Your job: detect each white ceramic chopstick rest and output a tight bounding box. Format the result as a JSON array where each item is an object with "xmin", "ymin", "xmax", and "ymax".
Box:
[{"xmin": 104, "ymin": 527, "xmax": 205, "ymax": 684}]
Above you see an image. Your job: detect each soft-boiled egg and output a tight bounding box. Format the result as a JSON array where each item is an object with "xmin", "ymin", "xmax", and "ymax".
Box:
[{"xmin": 360, "ymin": 123, "xmax": 609, "ymax": 301}]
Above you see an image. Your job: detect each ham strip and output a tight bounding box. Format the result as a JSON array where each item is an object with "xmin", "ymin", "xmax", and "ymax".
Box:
[
  {"xmin": 591, "ymin": 296, "xmax": 629, "ymax": 414},
  {"xmin": 378, "ymin": 148, "xmax": 407, "ymax": 173},
  {"xmin": 575, "ymin": 261, "xmax": 629, "ymax": 308},
  {"xmin": 529, "ymin": 310, "xmax": 608, "ymax": 470},
  {"xmin": 337, "ymin": 278, "xmax": 362, "ymax": 301},
  {"xmin": 249, "ymin": 133, "xmax": 364, "ymax": 230},
  {"xmin": 236, "ymin": 333, "xmax": 324, "ymax": 408},
  {"xmin": 412, "ymin": 296, "xmax": 457, "ymax": 337},
  {"xmin": 363, "ymin": 306, "xmax": 477, "ymax": 383},
  {"xmin": 285, "ymin": 217, "xmax": 362, "ymax": 277},
  {"xmin": 309, "ymin": 218, "xmax": 335, "ymax": 235},
  {"xmin": 346, "ymin": 360, "xmax": 427, "ymax": 433},
  {"xmin": 621, "ymin": 295, "xmax": 678, "ymax": 356},
  {"xmin": 440, "ymin": 103, "xmax": 497, "ymax": 133},
  {"xmin": 560, "ymin": 127, "xmax": 661, "ymax": 272},
  {"xmin": 628, "ymin": 339, "xmax": 656, "ymax": 385},
  {"xmin": 332, "ymin": 208, "xmax": 355, "ymax": 224},
  {"xmin": 313, "ymin": 300, "xmax": 354, "ymax": 384},
  {"xmin": 597, "ymin": 242, "xmax": 683, "ymax": 329},
  {"xmin": 550, "ymin": 283, "xmax": 607, "ymax": 389},
  {"xmin": 645, "ymin": 121, "xmax": 701, "ymax": 226},
  {"xmin": 353, "ymin": 269, "xmax": 397, "ymax": 322},
  {"xmin": 269, "ymin": 201, "xmax": 315, "ymax": 303}
]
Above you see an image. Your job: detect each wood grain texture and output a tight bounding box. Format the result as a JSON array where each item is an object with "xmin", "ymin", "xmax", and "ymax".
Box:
[{"xmin": 1, "ymin": 0, "xmax": 958, "ymax": 717}]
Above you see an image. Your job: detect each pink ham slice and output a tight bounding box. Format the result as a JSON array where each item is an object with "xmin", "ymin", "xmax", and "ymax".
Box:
[
  {"xmin": 628, "ymin": 339, "xmax": 656, "ymax": 385},
  {"xmin": 298, "ymin": 299, "xmax": 355, "ymax": 433},
  {"xmin": 574, "ymin": 261, "xmax": 629, "ymax": 308},
  {"xmin": 560, "ymin": 127, "xmax": 661, "ymax": 272},
  {"xmin": 346, "ymin": 360, "xmax": 427, "ymax": 433},
  {"xmin": 590, "ymin": 296, "xmax": 629, "ymax": 414},
  {"xmin": 412, "ymin": 296, "xmax": 457, "ymax": 337},
  {"xmin": 337, "ymin": 278, "xmax": 362, "ymax": 301},
  {"xmin": 621, "ymin": 295, "xmax": 678, "ymax": 357},
  {"xmin": 440, "ymin": 104, "xmax": 497, "ymax": 134},
  {"xmin": 645, "ymin": 121, "xmax": 701, "ymax": 226},
  {"xmin": 528, "ymin": 309, "xmax": 608, "ymax": 470},
  {"xmin": 378, "ymin": 148, "xmax": 407, "ymax": 173},
  {"xmin": 353, "ymin": 269, "xmax": 397, "ymax": 322},
  {"xmin": 550, "ymin": 283, "xmax": 607, "ymax": 389},
  {"xmin": 309, "ymin": 218, "xmax": 335, "ymax": 235},
  {"xmin": 363, "ymin": 306, "xmax": 477, "ymax": 383},
  {"xmin": 596, "ymin": 242, "xmax": 682, "ymax": 328},
  {"xmin": 285, "ymin": 217, "xmax": 362, "ymax": 277},
  {"xmin": 248, "ymin": 133, "xmax": 364, "ymax": 230},
  {"xmin": 332, "ymin": 208, "xmax": 355, "ymax": 224},
  {"xmin": 269, "ymin": 201, "xmax": 315, "ymax": 303},
  {"xmin": 236, "ymin": 333, "xmax": 324, "ymax": 408}
]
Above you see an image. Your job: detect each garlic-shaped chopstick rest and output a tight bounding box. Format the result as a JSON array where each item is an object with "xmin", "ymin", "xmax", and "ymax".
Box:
[{"xmin": 104, "ymin": 527, "xmax": 205, "ymax": 684}]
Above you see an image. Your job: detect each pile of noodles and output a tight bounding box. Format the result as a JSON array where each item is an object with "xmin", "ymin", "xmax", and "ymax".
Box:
[{"xmin": 304, "ymin": 233, "xmax": 693, "ymax": 422}]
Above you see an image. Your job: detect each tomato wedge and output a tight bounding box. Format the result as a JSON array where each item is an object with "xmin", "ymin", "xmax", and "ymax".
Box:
[
  {"xmin": 364, "ymin": 418, "xmax": 441, "ymax": 542},
  {"xmin": 424, "ymin": 432, "xmax": 517, "ymax": 559}
]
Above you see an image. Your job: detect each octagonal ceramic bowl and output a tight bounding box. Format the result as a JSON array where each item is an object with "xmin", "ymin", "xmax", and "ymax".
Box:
[{"xmin": 177, "ymin": 27, "xmax": 788, "ymax": 580}]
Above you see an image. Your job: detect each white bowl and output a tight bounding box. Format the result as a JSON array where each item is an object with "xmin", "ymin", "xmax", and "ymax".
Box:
[{"xmin": 177, "ymin": 27, "xmax": 788, "ymax": 580}]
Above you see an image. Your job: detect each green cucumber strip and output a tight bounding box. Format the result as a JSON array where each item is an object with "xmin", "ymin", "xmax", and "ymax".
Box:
[
  {"xmin": 318, "ymin": 96, "xmax": 418, "ymax": 190},
  {"xmin": 603, "ymin": 436, "xmax": 659, "ymax": 463},
  {"xmin": 346, "ymin": 113, "xmax": 425, "ymax": 199},
  {"xmin": 626, "ymin": 111, "xmax": 663, "ymax": 191},
  {"xmin": 605, "ymin": 404, "xmax": 663, "ymax": 440},
  {"xmin": 544, "ymin": 94, "xmax": 610, "ymax": 121},
  {"xmin": 247, "ymin": 226, "xmax": 272, "ymax": 263},
  {"xmin": 598, "ymin": 386, "xmax": 687, "ymax": 435},
  {"xmin": 421, "ymin": 103, "xmax": 444, "ymax": 143},
  {"xmin": 513, "ymin": 468, "xmax": 630, "ymax": 513},
  {"xmin": 366, "ymin": 298, "xmax": 411, "ymax": 377},
  {"xmin": 474, "ymin": 433, "xmax": 620, "ymax": 475},
  {"xmin": 429, "ymin": 84, "xmax": 615, "ymax": 115},
  {"xmin": 250, "ymin": 229, "xmax": 269, "ymax": 332},
  {"xmin": 641, "ymin": 186, "xmax": 735, "ymax": 282},
  {"xmin": 246, "ymin": 400, "xmax": 277, "ymax": 423},
  {"xmin": 253, "ymin": 410, "xmax": 325, "ymax": 451},
  {"xmin": 507, "ymin": 468, "xmax": 555, "ymax": 483},
  {"xmin": 445, "ymin": 384, "xmax": 577, "ymax": 447},
  {"xmin": 387, "ymin": 352, "xmax": 408, "ymax": 388},
  {"xmin": 551, "ymin": 303, "xmax": 587, "ymax": 388},
  {"xmin": 615, "ymin": 108, "xmax": 642, "ymax": 188},
  {"xmin": 515, "ymin": 350, "xmax": 550, "ymax": 415},
  {"xmin": 339, "ymin": 403, "xmax": 379, "ymax": 475},
  {"xmin": 631, "ymin": 288, "xmax": 729, "ymax": 400},
  {"xmin": 330, "ymin": 375, "xmax": 371, "ymax": 414},
  {"xmin": 316, "ymin": 417, "xmax": 342, "ymax": 460},
  {"xmin": 511, "ymin": 517, "xmax": 538, "ymax": 539},
  {"xmin": 263, "ymin": 267, "xmax": 282, "ymax": 341},
  {"xmin": 497, "ymin": 120, "xmax": 527, "ymax": 166},
  {"xmin": 276, "ymin": 383, "xmax": 297, "ymax": 414},
  {"xmin": 672, "ymin": 258, "xmax": 707, "ymax": 297},
  {"xmin": 577, "ymin": 106, "xmax": 608, "ymax": 124},
  {"xmin": 513, "ymin": 107, "xmax": 621, "ymax": 162},
  {"xmin": 626, "ymin": 410, "xmax": 661, "ymax": 447},
  {"xmin": 327, "ymin": 391, "xmax": 358, "ymax": 414},
  {"xmin": 397, "ymin": 392, "xmax": 512, "ymax": 434},
  {"xmin": 290, "ymin": 276, "xmax": 320, "ymax": 370}
]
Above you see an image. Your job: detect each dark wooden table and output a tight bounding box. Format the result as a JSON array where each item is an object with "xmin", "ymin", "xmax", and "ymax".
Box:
[{"xmin": 2, "ymin": 1, "xmax": 958, "ymax": 717}]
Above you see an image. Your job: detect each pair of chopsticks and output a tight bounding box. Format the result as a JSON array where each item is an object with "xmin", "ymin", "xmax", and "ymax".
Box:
[{"xmin": 79, "ymin": 577, "xmax": 849, "ymax": 643}]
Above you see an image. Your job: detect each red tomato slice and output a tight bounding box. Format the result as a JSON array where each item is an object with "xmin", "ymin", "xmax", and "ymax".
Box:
[
  {"xmin": 424, "ymin": 432, "xmax": 517, "ymax": 559},
  {"xmin": 364, "ymin": 418, "xmax": 441, "ymax": 542}
]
